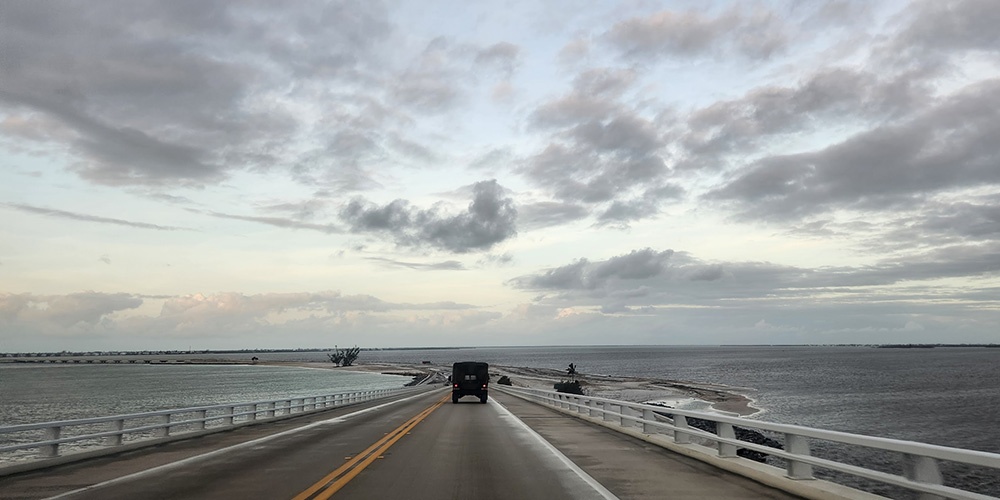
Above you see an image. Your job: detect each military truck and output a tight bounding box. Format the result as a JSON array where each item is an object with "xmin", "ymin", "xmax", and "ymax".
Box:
[{"xmin": 452, "ymin": 361, "xmax": 489, "ymax": 403}]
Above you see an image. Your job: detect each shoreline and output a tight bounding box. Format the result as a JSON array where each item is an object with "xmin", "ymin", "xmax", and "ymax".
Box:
[
  {"xmin": 490, "ymin": 365, "xmax": 759, "ymax": 416},
  {"xmin": 264, "ymin": 360, "xmax": 760, "ymax": 416},
  {"xmin": 2, "ymin": 358, "xmax": 760, "ymax": 416}
]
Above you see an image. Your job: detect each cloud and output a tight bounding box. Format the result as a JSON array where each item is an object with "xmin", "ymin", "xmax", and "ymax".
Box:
[
  {"xmin": 605, "ymin": 7, "xmax": 789, "ymax": 61},
  {"xmin": 519, "ymin": 67, "xmax": 678, "ymax": 227},
  {"xmin": 340, "ymin": 179, "xmax": 517, "ymax": 253},
  {"xmin": 0, "ymin": 1, "xmax": 391, "ymax": 187},
  {"xmin": 513, "ymin": 244, "xmax": 1000, "ymax": 309},
  {"xmin": 4, "ymin": 203, "xmax": 186, "ymax": 231},
  {"xmin": 513, "ymin": 248, "xmax": 674, "ymax": 290},
  {"xmin": 890, "ymin": 0, "xmax": 1000, "ymax": 58},
  {"xmin": 475, "ymin": 42, "xmax": 521, "ymax": 79},
  {"xmin": 0, "ymin": 292, "xmax": 142, "ymax": 328},
  {"xmin": 707, "ymin": 79, "xmax": 1000, "ymax": 221},
  {"xmin": 390, "ymin": 38, "xmax": 466, "ymax": 113},
  {"xmin": 677, "ymin": 68, "xmax": 929, "ymax": 170},
  {"xmin": 365, "ymin": 257, "xmax": 466, "ymax": 271},
  {"xmin": 498, "ymin": 242, "xmax": 1000, "ymax": 344},
  {"xmin": 0, "ymin": 291, "xmax": 496, "ymax": 349},
  {"xmin": 194, "ymin": 209, "xmax": 341, "ymax": 234},
  {"xmin": 518, "ymin": 201, "xmax": 589, "ymax": 229}
]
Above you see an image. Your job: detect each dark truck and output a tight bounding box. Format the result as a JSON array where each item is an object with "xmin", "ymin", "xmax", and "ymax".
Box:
[{"xmin": 452, "ymin": 361, "xmax": 489, "ymax": 403}]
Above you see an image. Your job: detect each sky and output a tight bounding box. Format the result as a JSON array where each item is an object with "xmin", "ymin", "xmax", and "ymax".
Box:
[{"xmin": 1, "ymin": 0, "xmax": 999, "ymax": 352}]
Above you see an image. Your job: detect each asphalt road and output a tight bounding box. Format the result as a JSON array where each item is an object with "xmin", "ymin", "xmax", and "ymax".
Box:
[
  {"xmin": 0, "ymin": 388, "xmax": 800, "ymax": 500},
  {"xmin": 1, "ymin": 389, "xmax": 612, "ymax": 500}
]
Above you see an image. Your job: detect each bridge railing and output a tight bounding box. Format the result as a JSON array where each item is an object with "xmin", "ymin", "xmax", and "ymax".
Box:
[
  {"xmin": 0, "ymin": 387, "xmax": 413, "ymax": 467},
  {"xmin": 497, "ymin": 385, "xmax": 1000, "ymax": 500}
]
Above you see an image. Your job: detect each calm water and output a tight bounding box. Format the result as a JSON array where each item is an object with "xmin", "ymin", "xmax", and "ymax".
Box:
[
  {"xmin": 3, "ymin": 346, "xmax": 998, "ymax": 497},
  {"xmin": 0, "ymin": 364, "xmax": 407, "ymax": 426}
]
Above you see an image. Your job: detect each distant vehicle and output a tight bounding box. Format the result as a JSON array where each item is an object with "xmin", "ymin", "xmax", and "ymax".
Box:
[{"xmin": 452, "ymin": 361, "xmax": 489, "ymax": 403}]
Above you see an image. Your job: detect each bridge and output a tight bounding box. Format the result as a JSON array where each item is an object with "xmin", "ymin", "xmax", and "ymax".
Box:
[{"xmin": 2, "ymin": 381, "xmax": 998, "ymax": 499}]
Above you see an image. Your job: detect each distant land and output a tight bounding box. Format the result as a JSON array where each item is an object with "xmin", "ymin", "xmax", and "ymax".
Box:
[{"xmin": 2, "ymin": 344, "xmax": 999, "ymax": 358}]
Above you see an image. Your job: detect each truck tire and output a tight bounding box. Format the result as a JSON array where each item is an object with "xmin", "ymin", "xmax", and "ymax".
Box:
[
  {"xmin": 480, "ymin": 395, "xmax": 488, "ymax": 404},
  {"xmin": 452, "ymin": 395, "xmax": 459, "ymax": 404}
]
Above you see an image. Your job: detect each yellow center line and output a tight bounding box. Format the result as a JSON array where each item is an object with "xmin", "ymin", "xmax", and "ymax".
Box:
[{"xmin": 292, "ymin": 393, "xmax": 449, "ymax": 500}]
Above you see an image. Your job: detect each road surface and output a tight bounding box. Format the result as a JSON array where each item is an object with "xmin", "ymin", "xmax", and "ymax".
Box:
[{"xmin": 0, "ymin": 388, "xmax": 799, "ymax": 499}]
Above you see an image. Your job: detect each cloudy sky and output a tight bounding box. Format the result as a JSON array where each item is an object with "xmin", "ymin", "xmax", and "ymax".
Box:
[{"xmin": 2, "ymin": 0, "xmax": 999, "ymax": 351}]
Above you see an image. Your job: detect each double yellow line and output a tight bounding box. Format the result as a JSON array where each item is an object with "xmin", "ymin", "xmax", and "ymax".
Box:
[{"xmin": 292, "ymin": 393, "xmax": 449, "ymax": 500}]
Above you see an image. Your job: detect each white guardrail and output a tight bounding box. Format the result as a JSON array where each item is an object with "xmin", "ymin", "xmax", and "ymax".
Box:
[
  {"xmin": 0, "ymin": 387, "xmax": 415, "ymax": 472},
  {"xmin": 497, "ymin": 385, "xmax": 1000, "ymax": 500}
]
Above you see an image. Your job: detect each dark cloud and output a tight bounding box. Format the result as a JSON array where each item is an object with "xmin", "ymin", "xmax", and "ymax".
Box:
[
  {"xmin": 0, "ymin": 1, "xmax": 391, "ymax": 187},
  {"xmin": 596, "ymin": 197, "xmax": 659, "ymax": 227},
  {"xmin": 514, "ymin": 242, "xmax": 1000, "ymax": 313},
  {"xmin": 4, "ymin": 203, "xmax": 186, "ymax": 231},
  {"xmin": 505, "ymin": 243, "xmax": 999, "ymax": 345},
  {"xmin": 513, "ymin": 248, "xmax": 674, "ymax": 290},
  {"xmin": 340, "ymin": 179, "xmax": 517, "ymax": 253},
  {"xmin": 708, "ymin": 79, "xmax": 1000, "ymax": 221},
  {"xmin": 340, "ymin": 199, "xmax": 413, "ymax": 231},
  {"xmin": 519, "ymin": 66, "xmax": 677, "ymax": 227},
  {"xmin": 892, "ymin": 0, "xmax": 1000, "ymax": 56},
  {"xmin": 678, "ymin": 68, "xmax": 929, "ymax": 169},
  {"xmin": 605, "ymin": 7, "xmax": 788, "ymax": 61}
]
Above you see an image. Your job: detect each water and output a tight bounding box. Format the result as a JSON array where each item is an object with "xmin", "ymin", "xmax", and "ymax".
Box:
[
  {"xmin": 0, "ymin": 363, "xmax": 407, "ymax": 426},
  {"xmin": 3, "ymin": 346, "xmax": 998, "ymax": 497}
]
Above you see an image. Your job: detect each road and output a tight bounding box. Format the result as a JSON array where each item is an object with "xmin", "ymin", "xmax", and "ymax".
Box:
[{"xmin": 0, "ymin": 388, "xmax": 800, "ymax": 499}]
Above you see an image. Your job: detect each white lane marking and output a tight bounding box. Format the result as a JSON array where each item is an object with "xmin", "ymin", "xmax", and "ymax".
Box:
[
  {"xmin": 46, "ymin": 390, "xmax": 440, "ymax": 500},
  {"xmin": 491, "ymin": 397, "xmax": 620, "ymax": 500}
]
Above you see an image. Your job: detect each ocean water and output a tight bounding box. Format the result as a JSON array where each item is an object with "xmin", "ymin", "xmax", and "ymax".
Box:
[
  {"xmin": 0, "ymin": 363, "xmax": 407, "ymax": 426},
  {"xmin": 2, "ymin": 346, "xmax": 998, "ymax": 497}
]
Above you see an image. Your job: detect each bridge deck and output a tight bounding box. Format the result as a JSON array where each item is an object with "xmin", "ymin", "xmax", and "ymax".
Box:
[{"xmin": 0, "ymin": 388, "xmax": 801, "ymax": 499}]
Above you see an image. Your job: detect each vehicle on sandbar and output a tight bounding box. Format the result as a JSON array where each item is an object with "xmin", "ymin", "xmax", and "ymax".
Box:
[{"xmin": 452, "ymin": 361, "xmax": 489, "ymax": 403}]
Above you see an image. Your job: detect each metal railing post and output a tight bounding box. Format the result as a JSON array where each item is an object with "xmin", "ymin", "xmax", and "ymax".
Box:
[
  {"xmin": 785, "ymin": 433, "xmax": 814, "ymax": 479},
  {"xmin": 717, "ymin": 422, "xmax": 737, "ymax": 457},
  {"xmin": 106, "ymin": 419, "xmax": 124, "ymax": 446},
  {"xmin": 674, "ymin": 415, "xmax": 690, "ymax": 444},
  {"xmin": 196, "ymin": 410, "xmax": 207, "ymax": 430},
  {"xmin": 642, "ymin": 408, "xmax": 655, "ymax": 434},
  {"xmin": 902, "ymin": 454, "xmax": 944, "ymax": 500},
  {"xmin": 41, "ymin": 426, "xmax": 60, "ymax": 457},
  {"xmin": 223, "ymin": 406, "xmax": 234, "ymax": 426},
  {"xmin": 156, "ymin": 414, "xmax": 170, "ymax": 437},
  {"xmin": 603, "ymin": 403, "xmax": 614, "ymax": 422}
]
